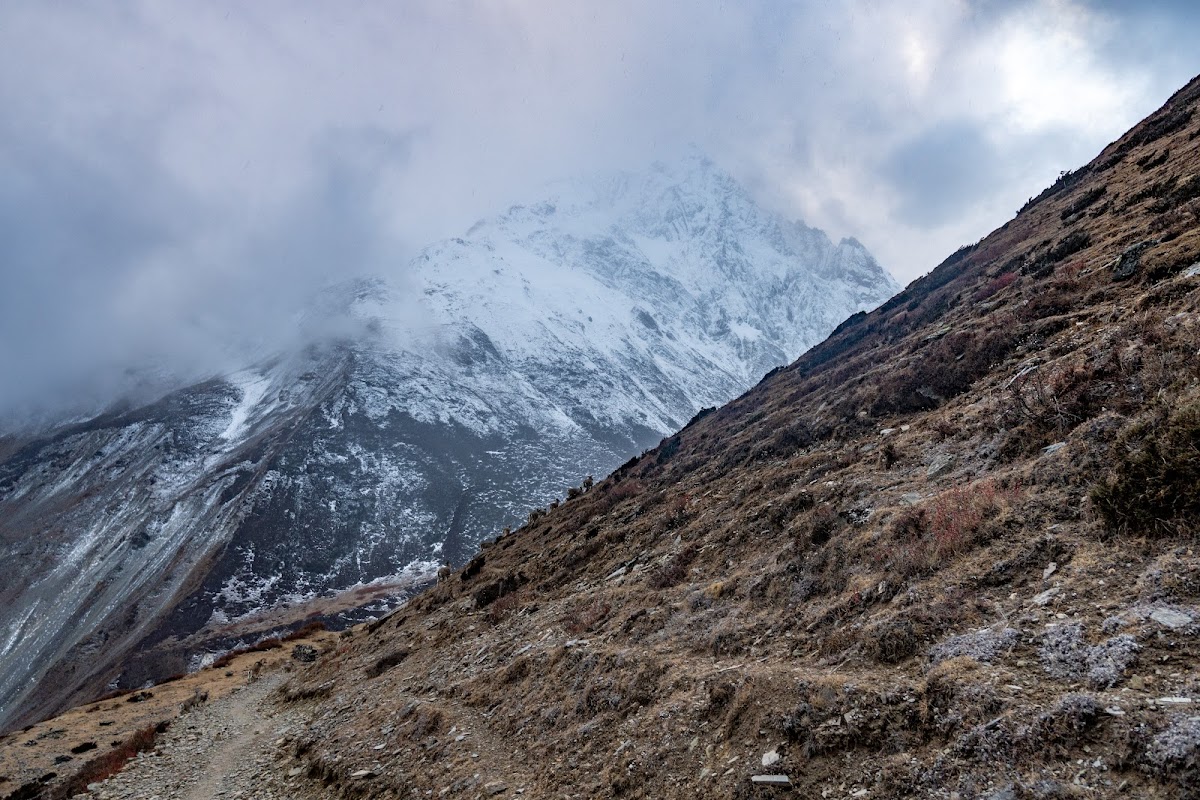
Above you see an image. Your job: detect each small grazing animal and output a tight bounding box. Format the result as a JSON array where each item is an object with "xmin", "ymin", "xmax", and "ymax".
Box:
[{"xmin": 180, "ymin": 688, "xmax": 209, "ymax": 714}]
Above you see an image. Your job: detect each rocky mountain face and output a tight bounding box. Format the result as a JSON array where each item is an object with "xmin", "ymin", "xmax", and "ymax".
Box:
[
  {"xmin": 0, "ymin": 153, "xmax": 897, "ymax": 732},
  {"xmin": 255, "ymin": 77, "xmax": 1200, "ymax": 797}
]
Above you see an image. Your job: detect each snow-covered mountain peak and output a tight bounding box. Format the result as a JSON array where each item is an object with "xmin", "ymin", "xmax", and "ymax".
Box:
[{"xmin": 0, "ymin": 152, "xmax": 900, "ymax": 731}]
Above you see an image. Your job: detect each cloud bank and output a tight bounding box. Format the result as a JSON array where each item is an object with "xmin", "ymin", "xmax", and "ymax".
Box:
[{"xmin": 1, "ymin": 1, "xmax": 1198, "ymax": 421}]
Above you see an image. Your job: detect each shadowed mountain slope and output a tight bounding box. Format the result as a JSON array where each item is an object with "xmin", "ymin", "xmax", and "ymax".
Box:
[
  {"xmin": 0, "ymin": 154, "xmax": 897, "ymax": 734},
  {"xmin": 273, "ymin": 76, "xmax": 1200, "ymax": 798}
]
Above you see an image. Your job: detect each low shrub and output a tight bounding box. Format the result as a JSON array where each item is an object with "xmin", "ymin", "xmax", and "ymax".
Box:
[
  {"xmin": 648, "ymin": 545, "xmax": 698, "ymax": 589},
  {"xmin": 1090, "ymin": 403, "xmax": 1200, "ymax": 535},
  {"xmin": 484, "ymin": 589, "xmax": 527, "ymax": 625},
  {"xmin": 872, "ymin": 326, "xmax": 1018, "ymax": 414},
  {"xmin": 883, "ymin": 481, "xmax": 1018, "ymax": 578},
  {"xmin": 281, "ymin": 621, "xmax": 327, "ymax": 642},
  {"xmin": 563, "ymin": 599, "xmax": 612, "ymax": 634},
  {"xmin": 973, "ymin": 271, "xmax": 1017, "ymax": 302},
  {"xmin": 1060, "ymin": 185, "xmax": 1107, "ymax": 220},
  {"xmin": 1026, "ymin": 231, "xmax": 1091, "ymax": 277},
  {"xmin": 366, "ymin": 648, "xmax": 410, "ymax": 678}
]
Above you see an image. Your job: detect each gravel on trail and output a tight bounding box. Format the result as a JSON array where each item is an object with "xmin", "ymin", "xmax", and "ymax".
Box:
[{"xmin": 77, "ymin": 674, "xmax": 326, "ymax": 800}]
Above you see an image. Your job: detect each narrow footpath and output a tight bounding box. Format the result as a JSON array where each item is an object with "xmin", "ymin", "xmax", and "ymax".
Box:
[{"xmin": 79, "ymin": 674, "xmax": 325, "ymax": 800}]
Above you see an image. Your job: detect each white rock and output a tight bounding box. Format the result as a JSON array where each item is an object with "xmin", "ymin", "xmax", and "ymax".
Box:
[
  {"xmin": 761, "ymin": 748, "xmax": 781, "ymax": 767},
  {"xmin": 1149, "ymin": 608, "xmax": 1192, "ymax": 629},
  {"xmin": 926, "ymin": 455, "xmax": 955, "ymax": 478},
  {"xmin": 1031, "ymin": 587, "xmax": 1060, "ymax": 606}
]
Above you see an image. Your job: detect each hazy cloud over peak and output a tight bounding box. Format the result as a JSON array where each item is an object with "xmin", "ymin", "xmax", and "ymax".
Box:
[{"xmin": 2, "ymin": 1, "xmax": 1198, "ymax": 420}]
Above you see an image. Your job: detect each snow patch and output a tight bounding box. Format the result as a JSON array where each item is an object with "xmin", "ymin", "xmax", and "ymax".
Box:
[{"xmin": 219, "ymin": 371, "xmax": 272, "ymax": 442}]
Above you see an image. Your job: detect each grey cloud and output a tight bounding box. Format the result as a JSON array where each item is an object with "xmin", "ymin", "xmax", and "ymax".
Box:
[
  {"xmin": 881, "ymin": 122, "xmax": 1005, "ymax": 228},
  {"xmin": 0, "ymin": 1, "xmax": 1198, "ymax": 422}
]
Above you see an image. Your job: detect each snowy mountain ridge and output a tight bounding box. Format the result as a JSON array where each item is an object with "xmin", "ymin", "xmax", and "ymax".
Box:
[{"xmin": 0, "ymin": 152, "xmax": 897, "ymax": 731}]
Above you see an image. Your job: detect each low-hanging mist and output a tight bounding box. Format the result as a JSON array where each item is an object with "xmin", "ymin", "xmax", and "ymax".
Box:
[{"xmin": 2, "ymin": 1, "xmax": 1199, "ymax": 423}]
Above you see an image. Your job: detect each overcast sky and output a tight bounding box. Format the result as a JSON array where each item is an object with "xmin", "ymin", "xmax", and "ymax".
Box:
[{"xmin": 2, "ymin": 1, "xmax": 1199, "ymax": 420}]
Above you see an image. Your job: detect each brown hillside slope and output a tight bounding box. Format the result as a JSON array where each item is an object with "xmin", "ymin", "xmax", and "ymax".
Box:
[{"xmin": 279, "ymin": 77, "xmax": 1200, "ymax": 799}]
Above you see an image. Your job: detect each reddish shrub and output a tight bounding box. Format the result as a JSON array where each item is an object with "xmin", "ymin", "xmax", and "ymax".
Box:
[
  {"xmin": 209, "ymin": 636, "xmax": 283, "ymax": 670},
  {"xmin": 648, "ymin": 545, "xmax": 698, "ymax": 589},
  {"xmin": 883, "ymin": 481, "xmax": 1020, "ymax": 578},
  {"xmin": 485, "ymin": 589, "xmax": 528, "ymax": 625},
  {"xmin": 281, "ymin": 621, "xmax": 327, "ymax": 642},
  {"xmin": 563, "ymin": 599, "xmax": 612, "ymax": 634},
  {"xmin": 56, "ymin": 724, "xmax": 163, "ymax": 796},
  {"xmin": 974, "ymin": 272, "xmax": 1017, "ymax": 302}
]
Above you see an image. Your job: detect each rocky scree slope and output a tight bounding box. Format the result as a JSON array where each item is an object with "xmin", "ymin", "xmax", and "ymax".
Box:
[
  {"xmin": 0, "ymin": 153, "xmax": 896, "ymax": 733},
  {"xmin": 274, "ymin": 76, "xmax": 1200, "ymax": 798}
]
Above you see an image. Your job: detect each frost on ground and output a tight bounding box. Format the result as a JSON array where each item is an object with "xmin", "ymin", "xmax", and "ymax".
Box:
[
  {"xmin": 1146, "ymin": 715, "xmax": 1200, "ymax": 782},
  {"xmin": 929, "ymin": 627, "xmax": 1019, "ymax": 665},
  {"xmin": 1037, "ymin": 623, "xmax": 1139, "ymax": 688}
]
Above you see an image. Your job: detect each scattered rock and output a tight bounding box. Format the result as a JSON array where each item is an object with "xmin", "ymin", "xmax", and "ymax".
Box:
[
  {"xmin": 1111, "ymin": 241, "xmax": 1151, "ymax": 280},
  {"xmin": 1031, "ymin": 587, "xmax": 1060, "ymax": 606},
  {"xmin": 484, "ymin": 780, "xmax": 508, "ymax": 795},
  {"xmin": 1149, "ymin": 608, "xmax": 1193, "ymax": 629},
  {"xmin": 761, "ymin": 748, "xmax": 781, "ymax": 767},
  {"xmin": 926, "ymin": 454, "xmax": 955, "ymax": 478},
  {"xmin": 350, "ymin": 768, "xmax": 376, "ymax": 779},
  {"xmin": 1042, "ymin": 562, "xmax": 1058, "ymax": 581},
  {"xmin": 291, "ymin": 644, "xmax": 318, "ymax": 663},
  {"xmin": 1185, "ymin": 262, "xmax": 1200, "ymax": 278},
  {"xmin": 1041, "ymin": 442, "xmax": 1066, "ymax": 455}
]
